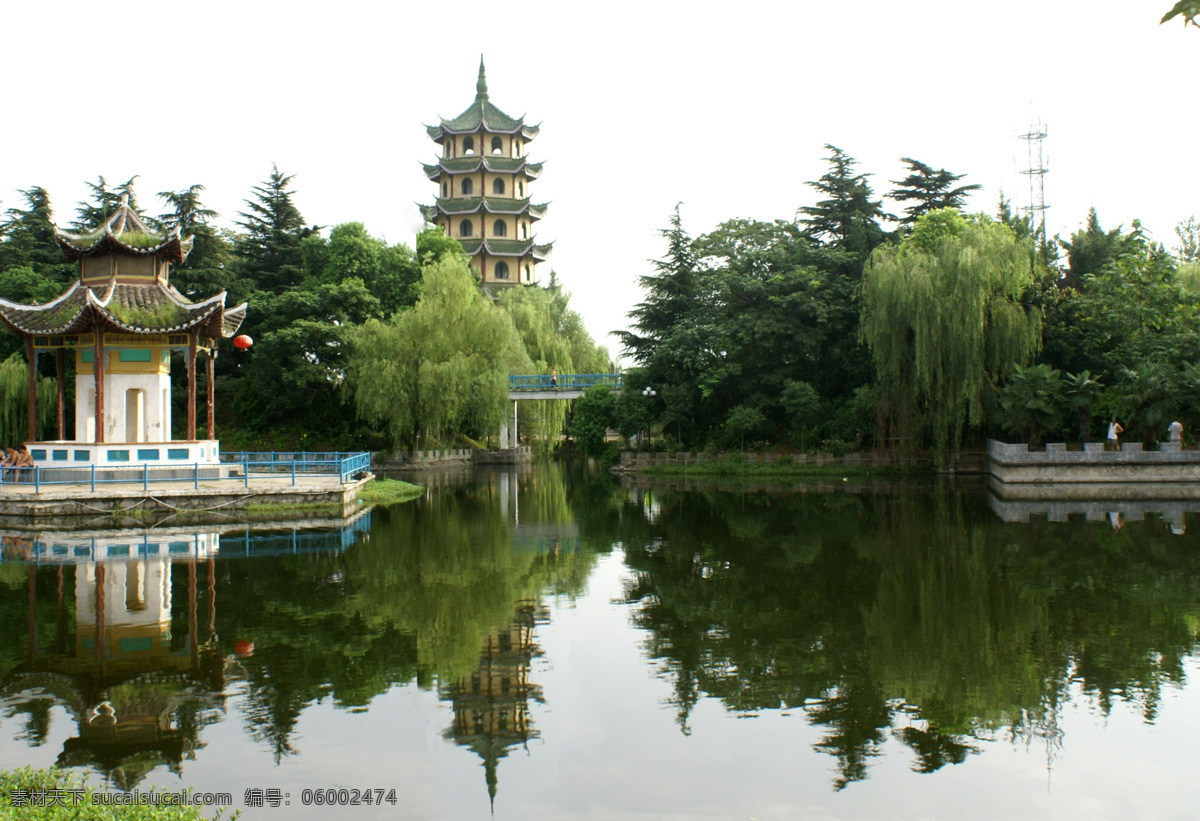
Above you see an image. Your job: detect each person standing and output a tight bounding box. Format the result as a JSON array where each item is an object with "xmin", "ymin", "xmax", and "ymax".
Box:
[
  {"xmin": 1169, "ymin": 419, "xmax": 1183, "ymax": 443},
  {"xmin": 550, "ymin": 367, "xmax": 557, "ymax": 388},
  {"xmin": 1107, "ymin": 417, "xmax": 1124, "ymax": 450}
]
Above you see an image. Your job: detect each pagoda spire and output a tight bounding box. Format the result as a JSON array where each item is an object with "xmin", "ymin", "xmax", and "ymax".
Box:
[{"xmin": 476, "ymin": 56, "xmax": 488, "ymax": 103}]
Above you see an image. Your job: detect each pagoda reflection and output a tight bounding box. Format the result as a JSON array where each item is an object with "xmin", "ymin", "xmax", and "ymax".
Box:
[
  {"xmin": 1, "ymin": 533, "xmax": 224, "ymax": 789},
  {"xmin": 441, "ymin": 601, "xmax": 546, "ymax": 808}
]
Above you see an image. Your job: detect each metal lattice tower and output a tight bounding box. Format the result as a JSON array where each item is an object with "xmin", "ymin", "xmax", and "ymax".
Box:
[{"xmin": 1019, "ymin": 123, "xmax": 1049, "ymax": 246}]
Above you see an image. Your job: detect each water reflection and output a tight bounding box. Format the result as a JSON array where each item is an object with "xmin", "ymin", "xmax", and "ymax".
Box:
[
  {"xmin": 441, "ymin": 601, "xmax": 546, "ymax": 809},
  {"xmin": 600, "ymin": 479, "xmax": 1200, "ymax": 788},
  {"xmin": 0, "ymin": 464, "xmax": 1197, "ymax": 810}
]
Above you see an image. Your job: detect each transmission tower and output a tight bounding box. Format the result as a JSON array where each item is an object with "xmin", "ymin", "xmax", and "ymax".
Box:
[{"xmin": 1019, "ymin": 123, "xmax": 1049, "ymax": 247}]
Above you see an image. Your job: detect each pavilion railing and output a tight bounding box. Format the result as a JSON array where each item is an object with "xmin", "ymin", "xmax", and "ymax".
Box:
[
  {"xmin": 508, "ymin": 373, "xmax": 622, "ymax": 392},
  {"xmin": 0, "ymin": 451, "xmax": 371, "ymax": 494}
]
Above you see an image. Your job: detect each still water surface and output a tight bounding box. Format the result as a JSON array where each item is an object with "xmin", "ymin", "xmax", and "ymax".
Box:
[{"xmin": 1, "ymin": 463, "xmax": 1198, "ymax": 819}]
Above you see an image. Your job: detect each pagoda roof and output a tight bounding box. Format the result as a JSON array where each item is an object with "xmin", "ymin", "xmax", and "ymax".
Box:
[
  {"xmin": 424, "ymin": 59, "xmax": 540, "ymax": 141},
  {"xmin": 0, "ymin": 279, "xmax": 247, "ymax": 339},
  {"xmin": 423, "ymin": 197, "xmax": 548, "ymax": 219},
  {"xmin": 457, "ymin": 238, "xmax": 554, "ymax": 260},
  {"xmin": 422, "ymin": 157, "xmax": 543, "ymax": 181},
  {"xmin": 53, "ymin": 195, "xmax": 194, "ymax": 264}
]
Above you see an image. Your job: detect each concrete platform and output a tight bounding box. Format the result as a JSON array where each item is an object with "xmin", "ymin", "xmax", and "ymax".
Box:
[{"xmin": 0, "ymin": 472, "xmax": 371, "ymax": 521}]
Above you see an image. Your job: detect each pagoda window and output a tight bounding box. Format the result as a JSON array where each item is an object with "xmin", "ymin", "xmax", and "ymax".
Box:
[
  {"xmin": 491, "ymin": 136, "xmax": 503, "ymax": 154},
  {"xmin": 463, "ymin": 136, "xmax": 475, "ymax": 155},
  {"xmin": 495, "ymin": 261, "xmax": 510, "ymax": 279},
  {"xmin": 493, "ymin": 178, "xmax": 505, "ymax": 195},
  {"xmin": 459, "ymin": 220, "xmax": 473, "ymax": 237},
  {"xmin": 518, "ymin": 182, "xmax": 524, "ymax": 197},
  {"xmin": 461, "ymin": 178, "xmax": 474, "ymax": 195},
  {"xmin": 524, "ymin": 264, "xmax": 531, "ymax": 281},
  {"xmin": 493, "ymin": 219, "xmax": 507, "ymax": 237},
  {"xmin": 521, "ymin": 222, "xmax": 528, "ymax": 239},
  {"xmin": 442, "ymin": 182, "xmax": 447, "ymax": 197}
]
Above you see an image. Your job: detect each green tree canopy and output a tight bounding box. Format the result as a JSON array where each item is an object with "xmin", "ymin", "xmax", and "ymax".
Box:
[
  {"xmin": 860, "ymin": 210, "xmax": 1042, "ymax": 459},
  {"xmin": 797, "ymin": 144, "xmax": 887, "ymax": 259},
  {"xmin": 349, "ymin": 255, "xmax": 531, "ymax": 450},
  {"xmin": 887, "ymin": 157, "xmax": 981, "ymax": 227}
]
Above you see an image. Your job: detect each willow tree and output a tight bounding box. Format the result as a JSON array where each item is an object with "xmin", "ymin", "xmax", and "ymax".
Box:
[
  {"xmin": 0, "ymin": 353, "xmax": 58, "ymax": 446},
  {"xmin": 348, "ymin": 255, "xmax": 531, "ymax": 451},
  {"xmin": 859, "ymin": 210, "xmax": 1041, "ymax": 461},
  {"xmin": 498, "ymin": 285, "xmax": 612, "ymax": 453}
]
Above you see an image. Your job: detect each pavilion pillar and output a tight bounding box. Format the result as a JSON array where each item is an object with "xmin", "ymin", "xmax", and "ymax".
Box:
[
  {"xmin": 94, "ymin": 332, "xmax": 105, "ymax": 443},
  {"xmin": 55, "ymin": 349, "xmax": 65, "ymax": 441},
  {"xmin": 187, "ymin": 331, "xmax": 197, "ymax": 441},
  {"xmin": 25, "ymin": 336, "xmax": 36, "ymax": 443},
  {"xmin": 206, "ymin": 347, "xmax": 215, "ymax": 441}
]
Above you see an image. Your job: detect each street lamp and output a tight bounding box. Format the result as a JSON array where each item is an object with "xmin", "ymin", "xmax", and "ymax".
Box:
[{"xmin": 641, "ymin": 387, "xmax": 656, "ymax": 451}]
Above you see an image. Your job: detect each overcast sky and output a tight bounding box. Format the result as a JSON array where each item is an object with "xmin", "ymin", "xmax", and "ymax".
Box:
[{"xmin": 2, "ymin": 1, "xmax": 1195, "ymax": 359}]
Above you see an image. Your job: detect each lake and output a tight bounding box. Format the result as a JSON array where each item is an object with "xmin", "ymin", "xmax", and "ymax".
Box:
[{"xmin": 1, "ymin": 462, "xmax": 1198, "ymax": 820}]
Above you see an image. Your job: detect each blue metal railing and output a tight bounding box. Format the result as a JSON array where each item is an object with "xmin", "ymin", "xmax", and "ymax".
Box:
[
  {"xmin": 508, "ymin": 373, "xmax": 622, "ymax": 392},
  {"xmin": 0, "ymin": 451, "xmax": 371, "ymax": 494}
]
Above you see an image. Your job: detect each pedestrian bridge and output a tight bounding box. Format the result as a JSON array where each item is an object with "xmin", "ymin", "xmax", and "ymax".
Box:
[
  {"xmin": 500, "ymin": 373, "xmax": 622, "ymax": 447},
  {"xmin": 507, "ymin": 373, "xmax": 622, "ymax": 401}
]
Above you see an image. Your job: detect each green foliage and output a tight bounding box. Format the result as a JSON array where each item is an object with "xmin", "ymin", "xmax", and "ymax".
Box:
[
  {"xmin": 1174, "ymin": 216, "xmax": 1200, "ymax": 263},
  {"xmin": 860, "ymin": 210, "xmax": 1042, "ymax": 460},
  {"xmin": 888, "ymin": 157, "xmax": 981, "ymax": 227},
  {"xmin": 415, "ymin": 225, "xmax": 466, "ymax": 268},
  {"xmin": 998, "ymin": 363, "xmax": 1065, "ymax": 447},
  {"xmin": 568, "ymin": 385, "xmax": 617, "ymax": 461},
  {"xmin": 72, "ymin": 175, "xmax": 141, "ymax": 230},
  {"xmin": 1161, "ymin": 0, "xmax": 1200, "ymax": 27},
  {"xmin": 348, "ymin": 255, "xmax": 530, "ymax": 450},
  {"xmin": 725, "ymin": 404, "xmax": 767, "ymax": 451},
  {"xmin": 797, "ymin": 144, "xmax": 888, "ymax": 258},
  {"xmin": 232, "ymin": 164, "xmax": 312, "ymax": 295},
  {"xmin": 0, "ymin": 353, "xmax": 58, "ymax": 445}
]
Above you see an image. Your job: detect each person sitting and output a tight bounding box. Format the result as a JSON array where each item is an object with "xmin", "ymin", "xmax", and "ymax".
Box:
[{"xmin": 9, "ymin": 446, "xmax": 33, "ymax": 481}]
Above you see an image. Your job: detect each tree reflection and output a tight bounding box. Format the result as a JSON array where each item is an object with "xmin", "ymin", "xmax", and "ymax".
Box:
[{"xmin": 608, "ymin": 480, "xmax": 1200, "ymax": 788}]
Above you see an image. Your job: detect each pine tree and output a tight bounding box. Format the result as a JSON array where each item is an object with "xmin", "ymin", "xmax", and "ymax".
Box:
[
  {"xmin": 158, "ymin": 184, "xmax": 228, "ymax": 298},
  {"xmin": 797, "ymin": 145, "xmax": 887, "ymax": 258},
  {"xmin": 233, "ymin": 165, "xmax": 312, "ymax": 294},
  {"xmin": 887, "ymin": 157, "xmax": 981, "ymax": 227},
  {"xmin": 615, "ymin": 204, "xmax": 700, "ymax": 367},
  {"xmin": 72, "ymin": 176, "xmax": 142, "ymax": 230},
  {"xmin": 0, "ymin": 187, "xmax": 73, "ymax": 284}
]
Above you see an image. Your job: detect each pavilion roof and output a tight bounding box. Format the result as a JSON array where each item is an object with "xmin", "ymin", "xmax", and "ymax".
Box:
[
  {"xmin": 424, "ymin": 59, "xmax": 540, "ymax": 141},
  {"xmin": 457, "ymin": 238, "xmax": 554, "ymax": 260},
  {"xmin": 422, "ymin": 157, "xmax": 543, "ymax": 181},
  {"xmin": 0, "ymin": 279, "xmax": 246, "ymax": 339},
  {"xmin": 53, "ymin": 195, "xmax": 194, "ymax": 264},
  {"xmin": 422, "ymin": 197, "xmax": 548, "ymax": 219}
]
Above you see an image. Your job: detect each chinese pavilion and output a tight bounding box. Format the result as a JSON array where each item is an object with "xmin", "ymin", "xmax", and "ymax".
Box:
[
  {"xmin": 0, "ymin": 195, "xmax": 247, "ymax": 467},
  {"xmin": 422, "ymin": 58, "xmax": 552, "ymax": 290}
]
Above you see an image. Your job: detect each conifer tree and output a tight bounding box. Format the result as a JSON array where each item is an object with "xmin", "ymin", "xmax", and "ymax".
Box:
[
  {"xmin": 887, "ymin": 158, "xmax": 981, "ymax": 227},
  {"xmin": 233, "ymin": 165, "xmax": 312, "ymax": 294},
  {"xmin": 797, "ymin": 145, "xmax": 887, "ymax": 259},
  {"xmin": 158, "ymin": 184, "xmax": 228, "ymax": 298},
  {"xmin": 72, "ymin": 176, "xmax": 141, "ymax": 230}
]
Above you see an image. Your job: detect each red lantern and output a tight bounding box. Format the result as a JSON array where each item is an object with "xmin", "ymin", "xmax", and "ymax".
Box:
[
  {"xmin": 234, "ymin": 640, "xmax": 255, "ymax": 657},
  {"xmin": 232, "ymin": 334, "xmax": 253, "ymax": 350}
]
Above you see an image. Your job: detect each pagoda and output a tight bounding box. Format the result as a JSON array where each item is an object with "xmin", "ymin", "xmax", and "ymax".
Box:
[
  {"xmin": 421, "ymin": 58, "xmax": 552, "ymax": 290},
  {"xmin": 0, "ymin": 195, "xmax": 246, "ymax": 467}
]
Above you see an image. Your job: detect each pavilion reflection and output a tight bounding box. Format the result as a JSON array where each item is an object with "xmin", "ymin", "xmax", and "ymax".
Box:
[{"xmin": 1, "ymin": 516, "xmax": 370, "ymax": 788}]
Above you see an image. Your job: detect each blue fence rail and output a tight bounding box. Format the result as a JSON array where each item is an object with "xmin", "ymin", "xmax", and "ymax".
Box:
[
  {"xmin": 508, "ymin": 373, "xmax": 622, "ymax": 392},
  {"xmin": 0, "ymin": 451, "xmax": 371, "ymax": 494}
]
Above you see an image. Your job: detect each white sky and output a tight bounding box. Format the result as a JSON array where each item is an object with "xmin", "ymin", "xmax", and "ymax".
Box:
[{"xmin": 2, "ymin": 1, "xmax": 1196, "ymax": 360}]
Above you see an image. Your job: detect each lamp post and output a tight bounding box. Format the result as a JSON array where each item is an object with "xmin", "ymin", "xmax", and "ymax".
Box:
[{"xmin": 642, "ymin": 386, "xmax": 656, "ymax": 451}]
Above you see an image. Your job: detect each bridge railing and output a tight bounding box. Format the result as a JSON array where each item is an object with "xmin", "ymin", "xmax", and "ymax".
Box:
[
  {"xmin": 0, "ymin": 452, "xmax": 371, "ymax": 493},
  {"xmin": 508, "ymin": 373, "xmax": 622, "ymax": 392}
]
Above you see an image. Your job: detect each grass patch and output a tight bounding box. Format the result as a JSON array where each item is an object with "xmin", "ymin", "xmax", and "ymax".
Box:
[
  {"xmin": 357, "ymin": 478, "xmax": 423, "ymax": 506},
  {"xmin": 241, "ymin": 501, "xmax": 341, "ymax": 515},
  {"xmin": 0, "ymin": 766, "xmax": 238, "ymax": 819}
]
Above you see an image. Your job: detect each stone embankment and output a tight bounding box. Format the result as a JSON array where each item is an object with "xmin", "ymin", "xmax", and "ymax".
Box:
[
  {"xmin": 371, "ymin": 447, "xmax": 531, "ymax": 470},
  {"xmin": 987, "ymin": 439, "xmax": 1200, "ymax": 500},
  {"xmin": 616, "ymin": 450, "xmax": 986, "ymax": 473}
]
